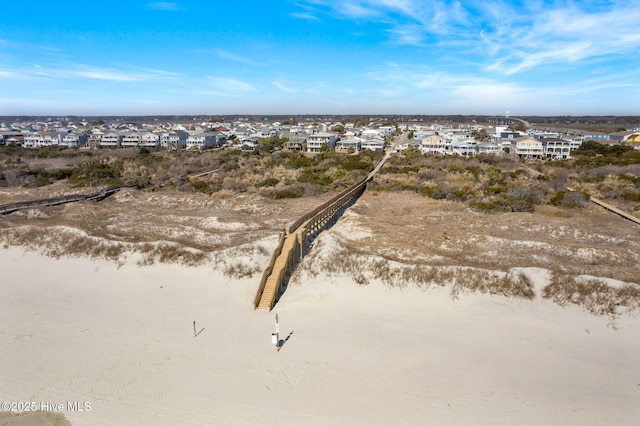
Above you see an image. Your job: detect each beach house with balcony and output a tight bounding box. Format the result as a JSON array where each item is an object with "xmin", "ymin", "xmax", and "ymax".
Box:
[{"xmin": 306, "ymin": 132, "xmax": 336, "ymax": 153}]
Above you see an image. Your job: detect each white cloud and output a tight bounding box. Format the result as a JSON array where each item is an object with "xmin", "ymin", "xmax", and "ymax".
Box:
[
  {"xmin": 147, "ymin": 2, "xmax": 182, "ymax": 11},
  {"xmin": 212, "ymin": 49, "xmax": 263, "ymax": 66},
  {"xmin": 338, "ymin": 2, "xmax": 381, "ymax": 19},
  {"xmin": 273, "ymin": 80, "xmax": 297, "ymax": 93},
  {"xmin": 290, "ymin": 12, "xmax": 321, "ymax": 21},
  {"xmin": 302, "ymin": 0, "xmax": 640, "ymax": 72},
  {"xmin": 0, "ymin": 64, "xmax": 180, "ymax": 82},
  {"xmin": 207, "ymin": 77, "xmax": 256, "ymax": 92}
]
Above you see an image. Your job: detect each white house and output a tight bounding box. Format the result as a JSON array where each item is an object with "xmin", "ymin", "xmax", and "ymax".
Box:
[
  {"xmin": 23, "ymin": 133, "xmax": 45, "ymax": 148},
  {"xmin": 100, "ymin": 132, "xmax": 123, "ymax": 148},
  {"xmin": 23, "ymin": 131, "xmax": 64, "ymax": 148},
  {"xmin": 541, "ymin": 138, "xmax": 572, "ymax": 159},
  {"xmin": 160, "ymin": 130, "xmax": 188, "ymax": 149},
  {"xmin": 361, "ymin": 128, "xmax": 382, "ymax": 140},
  {"xmin": 306, "ymin": 132, "xmax": 336, "ymax": 153},
  {"xmin": 122, "ymin": 132, "xmax": 142, "ymax": 148},
  {"xmin": 335, "ymin": 138, "xmax": 361, "ymax": 152},
  {"xmin": 361, "ymin": 138, "xmax": 385, "ymax": 152},
  {"xmin": 88, "ymin": 130, "xmax": 103, "ymax": 148},
  {"xmin": 395, "ymin": 142, "xmax": 419, "ymax": 152},
  {"xmin": 512, "ymin": 138, "xmax": 544, "ymax": 159},
  {"xmin": 476, "ymin": 142, "xmax": 502, "ymax": 155},
  {"xmin": 186, "ymin": 132, "xmax": 222, "ymax": 149},
  {"xmin": 139, "ymin": 132, "xmax": 160, "ymax": 148}
]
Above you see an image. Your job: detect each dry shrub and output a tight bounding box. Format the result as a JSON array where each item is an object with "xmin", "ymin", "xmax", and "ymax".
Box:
[
  {"xmin": 300, "ymin": 242, "xmax": 535, "ymax": 300},
  {"xmin": 1, "ymin": 226, "xmax": 209, "ymax": 267},
  {"xmin": 224, "ymin": 260, "xmax": 260, "ymax": 279},
  {"xmin": 542, "ymin": 272, "xmax": 640, "ymax": 317},
  {"xmin": 213, "ymin": 243, "xmax": 270, "ymax": 279},
  {"xmin": 140, "ymin": 243, "xmax": 209, "ymax": 266},
  {"xmin": 450, "ymin": 270, "xmax": 535, "ymax": 300}
]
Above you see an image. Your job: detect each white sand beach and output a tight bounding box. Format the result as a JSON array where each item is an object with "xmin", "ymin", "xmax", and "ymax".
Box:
[{"xmin": 2, "ymin": 240, "xmax": 640, "ymax": 425}]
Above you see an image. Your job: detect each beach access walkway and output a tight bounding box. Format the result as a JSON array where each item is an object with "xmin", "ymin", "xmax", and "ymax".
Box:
[{"xmin": 254, "ymin": 152, "xmax": 389, "ymax": 310}]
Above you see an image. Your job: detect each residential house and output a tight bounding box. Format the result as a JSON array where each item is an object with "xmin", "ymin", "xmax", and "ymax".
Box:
[
  {"xmin": 23, "ymin": 133, "xmax": 45, "ymax": 148},
  {"xmin": 285, "ymin": 133, "xmax": 307, "ymax": 151},
  {"xmin": 139, "ymin": 132, "xmax": 160, "ymax": 148},
  {"xmin": 100, "ymin": 132, "xmax": 124, "ymax": 148},
  {"xmin": 361, "ymin": 128, "xmax": 382, "ymax": 140},
  {"xmin": 451, "ymin": 140, "xmax": 476, "ymax": 157},
  {"xmin": 186, "ymin": 132, "xmax": 222, "ymax": 149},
  {"xmin": 335, "ymin": 138, "xmax": 361, "ymax": 152},
  {"xmin": 378, "ymin": 126, "xmax": 396, "ymax": 137},
  {"xmin": 160, "ymin": 130, "xmax": 188, "ymax": 149},
  {"xmin": 583, "ymin": 133, "xmax": 609, "ymax": 142},
  {"xmin": 476, "ymin": 142, "xmax": 502, "ymax": 155},
  {"xmin": 511, "ymin": 138, "xmax": 544, "ymax": 159},
  {"xmin": 626, "ymin": 133, "xmax": 640, "ymax": 145},
  {"xmin": 0, "ymin": 130, "xmax": 23, "ymax": 146},
  {"xmin": 395, "ymin": 141, "xmax": 419, "ymax": 152},
  {"xmin": 122, "ymin": 132, "xmax": 142, "ymax": 148},
  {"xmin": 419, "ymin": 134, "xmax": 447, "ymax": 155},
  {"xmin": 361, "ymin": 138, "xmax": 385, "ymax": 152},
  {"xmin": 306, "ymin": 132, "xmax": 336, "ymax": 153},
  {"xmin": 88, "ymin": 130, "xmax": 103, "ymax": 148},
  {"xmin": 61, "ymin": 132, "xmax": 88, "ymax": 148},
  {"xmin": 451, "ymin": 131, "xmax": 471, "ymax": 145},
  {"xmin": 23, "ymin": 131, "xmax": 63, "ymax": 148},
  {"xmin": 609, "ymin": 131, "xmax": 631, "ymax": 143},
  {"xmin": 239, "ymin": 138, "xmax": 260, "ymax": 150},
  {"xmin": 541, "ymin": 138, "xmax": 572, "ymax": 159},
  {"xmin": 414, "ymin": 130, "xmax": 436, "ymax": 141}
]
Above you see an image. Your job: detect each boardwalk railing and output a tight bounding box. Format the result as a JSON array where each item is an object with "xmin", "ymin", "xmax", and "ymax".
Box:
[
  {"xmin": 588, "ymin": 197, "xmax": 640, "ymax": 225},
  {"xmin": 0, "ymin": 185, "xmax": 128, "ymax": 215},
  {"xmin": 254, "ymin": 154, "xmax": 387, "ymax": 310},
  {"xmin": 567, "ymin": 187, "xmax": 640, "ymax": 226},
  {"xmin": 253, "ymin": 231, "xmax": 286, "ymax": 308}
]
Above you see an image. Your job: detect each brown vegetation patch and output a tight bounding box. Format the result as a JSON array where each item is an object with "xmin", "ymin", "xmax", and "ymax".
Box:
[
  {"xmin": 542, "ymin": 273, "xmax": 640, "ymax": 317},
  {"xmin": 297, "ymin": 236, "xmax": 536, "ymax": 300}
]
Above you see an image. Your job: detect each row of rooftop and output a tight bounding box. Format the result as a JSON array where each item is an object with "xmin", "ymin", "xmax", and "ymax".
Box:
[{"xmin": 0, "ymin": 120, "xmax": 638, "ymax": 159}]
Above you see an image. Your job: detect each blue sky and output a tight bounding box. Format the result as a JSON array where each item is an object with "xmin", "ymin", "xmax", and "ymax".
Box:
[{"xmin": 1, "ymin": 0, "xmax": 639, "ymax": 116}]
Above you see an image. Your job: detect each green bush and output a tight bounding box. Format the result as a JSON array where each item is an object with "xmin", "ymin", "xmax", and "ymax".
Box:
[
  {"xmin": 621, "ymin": 192, "xmax": 640, "ymax": 202},
  {"xmin": 297, "ymin": 168, "xmax": 333, "ymax": 186},
  {"xmin": 470, "ymin": 200, "xmax": 510, "ymax": 213},
  {"xmin": 257, "ymin": 177, "xmax": 279, "ymax": 187},
  {"xmin": 342, "ymin": 155, "xmax": 373, "ymax": 171},
  {"xmin": 270, "ymin": 186, "xmax": 304, "ymax": 199},
  {"xmin": 420, "ymin": 186, "xmax": 434, "ymax": 197},
  {"xmin": 67, "ymin": 161, "xmax": 122, "ymax": 187}
]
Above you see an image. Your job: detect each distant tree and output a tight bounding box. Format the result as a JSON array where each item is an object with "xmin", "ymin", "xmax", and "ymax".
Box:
[
  {"xmin": 258, "ymin": 136, "xmax": 287, "ymax": 152},
  {"xmin": 332, "ymin": 124, "xmax": 345, "ymax": 134},
  {"xmin": 319, "ymin": 142, "xmax": 334, "ymax": 152},
  {"xmin": 471, "ymin": 128, "xmax": 490, "ymax": 142}
]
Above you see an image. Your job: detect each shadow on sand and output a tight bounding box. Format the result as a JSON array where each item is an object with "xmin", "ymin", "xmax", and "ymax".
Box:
[{"xmin": 278, "ymin": 331, "xmax": 294, "ymax": 352}]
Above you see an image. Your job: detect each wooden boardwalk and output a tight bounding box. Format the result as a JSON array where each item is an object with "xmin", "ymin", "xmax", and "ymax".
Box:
[
  {"xmin": 254, "ymin": 153, "xmax": 389, "ymax": 310},
  {"xmin": 0, "ymin": 185, "xmax": 128, "ymax": 215},
  {"xmin": 567, "ymin": 187, "xmax": 640, "ymax": 226}
]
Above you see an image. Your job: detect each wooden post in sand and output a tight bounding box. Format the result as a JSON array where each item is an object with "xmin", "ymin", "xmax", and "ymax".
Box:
[{"xmin": 193, "ymin": 320, "xmax": 196, "ymax": 337}]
